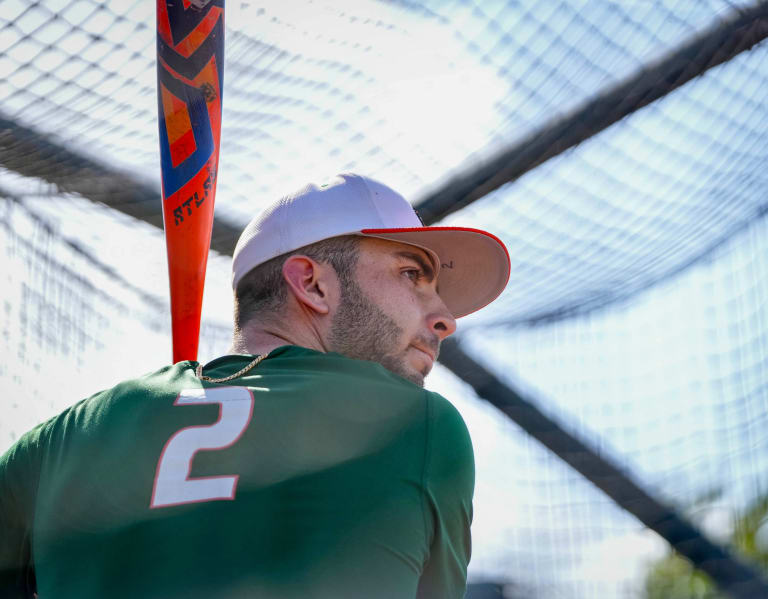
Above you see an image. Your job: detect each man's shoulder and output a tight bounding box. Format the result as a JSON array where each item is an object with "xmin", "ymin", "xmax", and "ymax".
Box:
[
  {"xmin": 110, "ymin": 361, "xmax": 195, "ymax": 397},
  {"xmin": 28, "ymin": 362, "xmax": 193, "ymax": 440},
  {"xmin": 257, "ymin": 345, "xmax": 427, "ymax": 393},
  {"xmin": 58, "ymin": 362, "xmax": 187, "ymax": 414},
  {"xmin": 0, "ymin": 417, "xmax": 49, "ymax": 472},
  {"xmin": 423, "ymin": 391, "xmax": 473, "ymax": 475},
  {"xmin": 416, "ymin": 385, "xmax": 464, "ymax": 423}
]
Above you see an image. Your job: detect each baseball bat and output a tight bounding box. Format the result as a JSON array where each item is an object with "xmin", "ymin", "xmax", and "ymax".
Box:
[{"xmin": 156, "ymin": 0, "xmax": 224, "ymax": 362}]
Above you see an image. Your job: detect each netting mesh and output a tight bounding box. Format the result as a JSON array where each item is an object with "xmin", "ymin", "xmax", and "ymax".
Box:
[
  {"xmin": 461, "ymin": 211, "xmax": 768, "ymax": 594},
  {"xmin": 450, "ymin": 37, "xmax": 768, "ymax": 328},
  {"xmin": 0, "ymin": 185, "xmax": 232, "ymax": 449},
  {"xmin": 0, "ymin": 0, "xmax": 761, "ymax": 221},
  {"xmin": 2, "ymin": 0, "xmax": 768, "ymax": 597}
]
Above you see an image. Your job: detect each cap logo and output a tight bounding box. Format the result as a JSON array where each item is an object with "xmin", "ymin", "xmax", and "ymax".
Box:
[{"xmin": 441, "ymin": 260, "xmax": 455, "ymax": 269}]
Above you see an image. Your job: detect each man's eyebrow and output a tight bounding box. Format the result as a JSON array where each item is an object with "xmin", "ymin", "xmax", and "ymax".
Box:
[{"xmin": 395, "ymin": 251, "xmax": 436, "ymax": 283}]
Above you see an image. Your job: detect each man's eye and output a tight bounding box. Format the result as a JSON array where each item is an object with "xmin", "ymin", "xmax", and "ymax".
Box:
[{"xmin": 403, "ymin": 268, "xmax": 423, "ymax": 283}]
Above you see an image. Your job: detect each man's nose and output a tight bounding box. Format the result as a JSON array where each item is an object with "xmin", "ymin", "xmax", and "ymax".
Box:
[{"xmin": 427, "ymin": 296, "xmax": 457, "ymax": 340}]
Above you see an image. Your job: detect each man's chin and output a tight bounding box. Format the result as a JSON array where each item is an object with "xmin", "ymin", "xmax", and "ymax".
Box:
[
  {"xmin": 400, "ymin": 361, "xmax": 430, "ymax": 387},
  {"xmin": 400, "ymin": 372, "xmax": 425, "ymax": 387},
  {"xmin": 379, "ymin": 355, "xmax": 426, "ymax": 387}
]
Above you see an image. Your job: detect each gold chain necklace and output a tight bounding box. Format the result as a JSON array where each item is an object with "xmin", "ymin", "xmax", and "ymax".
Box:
[{"xmin": 195, "ymin": 354, "xmax": 267, "ymax": 383}]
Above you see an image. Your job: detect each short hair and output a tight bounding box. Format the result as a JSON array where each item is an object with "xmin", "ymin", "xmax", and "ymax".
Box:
[{"xmin": 233, "ymin": 235, "xmax": 361, "ymax": 329}]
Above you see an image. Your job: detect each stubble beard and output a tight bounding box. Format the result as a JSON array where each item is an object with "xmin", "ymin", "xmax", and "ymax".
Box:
[{"xmin": 328, "ymin": 277, "xmax": 428, "ymax": 387}]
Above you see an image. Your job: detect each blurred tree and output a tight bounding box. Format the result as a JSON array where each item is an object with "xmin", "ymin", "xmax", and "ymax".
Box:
[{"xmin": 643, "ymin": 494, "xmax": 768, "ymax": 599}]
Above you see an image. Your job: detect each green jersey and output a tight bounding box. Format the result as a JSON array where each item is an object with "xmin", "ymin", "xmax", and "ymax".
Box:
[{"xmin": 1, "ymin": 345, "xmax": 474, "ymax": 598}]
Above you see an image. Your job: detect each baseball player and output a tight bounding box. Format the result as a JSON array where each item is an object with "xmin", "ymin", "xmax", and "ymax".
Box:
[{"xmin": 0, "ymin": 173, "xmax": 510, "ymax": 598}]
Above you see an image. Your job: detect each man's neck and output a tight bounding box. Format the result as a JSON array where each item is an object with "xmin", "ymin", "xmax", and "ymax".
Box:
[
  {"xmin": 228, "ymin": 332, "xmax": 289, "ymax": 357},
  {"xmin": 229, "ymin": 321, "xmax": 327, "ymax": 357}
]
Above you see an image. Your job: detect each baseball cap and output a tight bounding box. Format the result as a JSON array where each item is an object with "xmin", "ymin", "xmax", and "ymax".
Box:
[{"xmin": 231, "ymin": 173, "xmax": 510, "ymax": 318}]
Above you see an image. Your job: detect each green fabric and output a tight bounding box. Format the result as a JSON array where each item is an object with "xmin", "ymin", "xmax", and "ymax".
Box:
[{"xmin": 0, "ymin": 346, "xmax": 473, "ymax": 598}]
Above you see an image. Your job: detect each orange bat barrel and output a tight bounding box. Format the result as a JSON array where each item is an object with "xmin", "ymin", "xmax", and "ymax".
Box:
[{"xmin": 156, "ymin": 0, "xmax": 224, "ymax": 362}]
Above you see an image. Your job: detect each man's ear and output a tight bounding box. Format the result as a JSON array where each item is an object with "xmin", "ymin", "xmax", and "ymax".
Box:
[{"xmin": 281, "ymin": 255, "xmax": 333, "ymax": 315}]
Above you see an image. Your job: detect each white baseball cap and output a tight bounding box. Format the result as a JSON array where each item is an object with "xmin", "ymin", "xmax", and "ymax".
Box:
[{"xmin": 232, "ymin": 173, "xmax": 510, "ymax": 318}]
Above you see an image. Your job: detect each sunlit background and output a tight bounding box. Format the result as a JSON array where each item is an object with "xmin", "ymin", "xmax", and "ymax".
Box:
[{"xmin": 2, "ymin": 0, "xmax": 768, "ymax": 597}]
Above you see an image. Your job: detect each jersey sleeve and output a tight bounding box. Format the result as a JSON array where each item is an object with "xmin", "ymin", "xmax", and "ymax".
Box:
[
  {"xmin": 0, "ymin": 424, "xmax": 46, "ymax": 598},
  {"xmin": 416, "ymin": 392, "xmax": 475, "ymax": 599}
]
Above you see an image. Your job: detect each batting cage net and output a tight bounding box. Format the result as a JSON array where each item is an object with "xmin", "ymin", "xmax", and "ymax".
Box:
[{"xmin": 2, "ymin": 0, "xmax": 768, "ymax": 597}]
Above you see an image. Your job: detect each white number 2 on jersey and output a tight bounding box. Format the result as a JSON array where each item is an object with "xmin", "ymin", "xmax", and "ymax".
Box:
[{"xmin": 150, "ymin": 387, "xmax": 254, "ymax": 509}]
